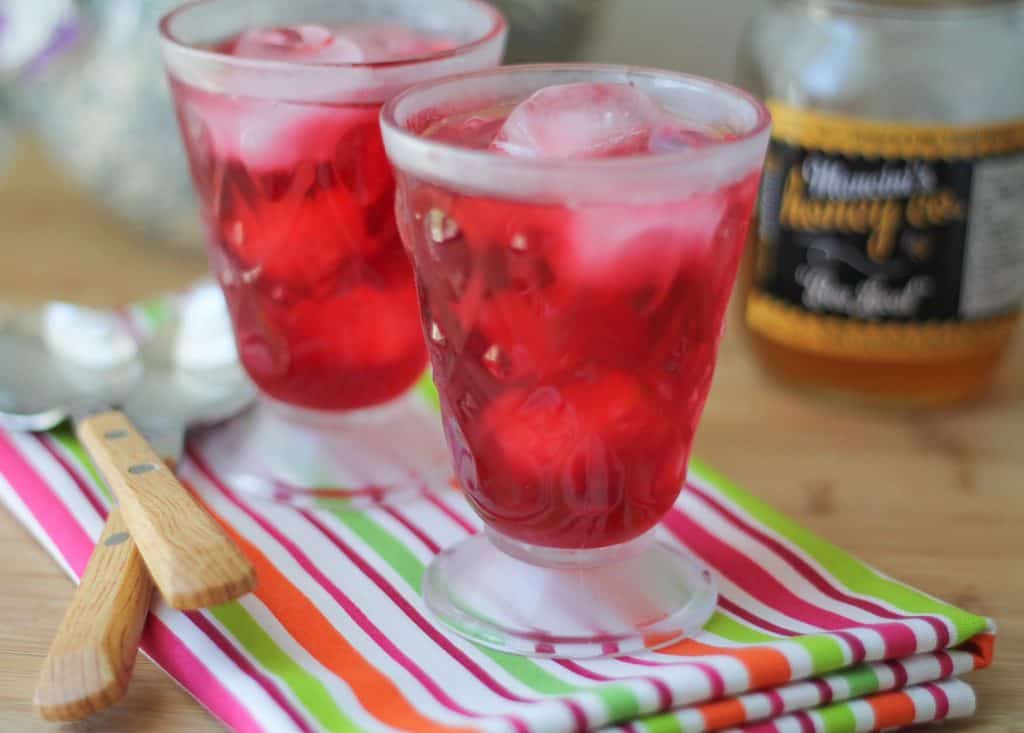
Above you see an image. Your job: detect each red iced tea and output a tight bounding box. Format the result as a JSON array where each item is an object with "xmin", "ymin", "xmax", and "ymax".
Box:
[
  {"xmin": 397, "ymin": 86, "xmax": 761, "ymax": 548},
  {"xmin": 169, "ymin": 24, "xmax": 459, "ymax": 409}
]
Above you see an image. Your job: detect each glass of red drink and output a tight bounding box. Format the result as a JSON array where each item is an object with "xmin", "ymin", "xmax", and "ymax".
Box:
[
  {"xmin": 382, "ymin": 65, "xmax": 770, "ymax": 657},
  {"xmin": 159, "ymin": 0, "xmax": 506, "ymax": 496}
]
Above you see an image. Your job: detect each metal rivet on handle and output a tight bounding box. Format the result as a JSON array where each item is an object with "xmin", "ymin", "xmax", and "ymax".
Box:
[
  {"xmin": 104, "ymin": 532, "xmax": 131, "ymax": 547},
  {"xmin": 104, "ymin": 429, "xmax": 129, "ymax": 440},
  {"xmin": 128, "ymin": 463, "xmax": 156, "ymax": 475}
]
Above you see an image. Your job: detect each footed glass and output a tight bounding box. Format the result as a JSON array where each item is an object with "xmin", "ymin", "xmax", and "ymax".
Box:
[{"xmin": 382, "ymin": 65, "xmax": 770, "ymax": 657}]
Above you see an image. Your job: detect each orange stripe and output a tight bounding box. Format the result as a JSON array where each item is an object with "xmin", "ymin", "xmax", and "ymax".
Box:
[
  {"xmin": 193, "ymin": 489, "xmax": 474, "ymax": 733},
  {"xmin": 967, "ymin": 632, "xmax": 995, "ymax": 669},
  {"xmin": 865, "ymin": 689, "xmax": 917, "ymax": 729},
  {"xmin": 661, "ymin": 640, "xmax": 792, "ymax": 690},
  {"xmin": 698, "ymin": 697, "xmax": 747, "ymax": 731}
]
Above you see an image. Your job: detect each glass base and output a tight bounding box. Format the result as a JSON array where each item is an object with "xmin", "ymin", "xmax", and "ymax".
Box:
[
  {"xmin": 192, "ymin": 390, "xmax": 450, "ymax": 505},
  {"xmin": 423, "ymin": 530, "xmax": 717, "ymax": 658}
]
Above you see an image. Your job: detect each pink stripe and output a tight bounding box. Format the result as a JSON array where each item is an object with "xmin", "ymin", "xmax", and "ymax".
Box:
[
  {"xmin": 618, "ymin": 654, "xmax": 728, "ymax": 700},
  {"xmin": 664, "ymin": 508, "xmax": 858, "ymax": 630},
  {"xmin": 0, "ymin": 432, "xmax": 96, "ymax": 574},
  {"xmin": 187, "ymin": 611, "xmax": 314, "ymax": 733},
  {"xmin": 420, "ymin": 488, "xmax": 751, "ymax": 705},
  {"xmin": 718, "ymin": 597, "xmax": 799, "ymax": 637},
  {"xmin": 300, "ymin": 508, "xmax": 534, "ymax": 705},
  {"xmin": 744, "ymin": 721, "xmax": 779, "ymax": 733},
  {"xmin": 381, "ymin": 504, "xmax": 441, "ymax": 553},
  {"xmin": 689, "ymin": 485, "xmax": 952, "ymax": 649},
  {"xmin": 142, "ymin": 616, "xmax": 267, "ymax": 733},
  {"xmin": 36, "ymin": 435, "xmax": 108, "ymax": 518},
  {"xmin": 922, "ymin": 683, "xmax": 950, "ymax": 720},
  {"xmin": 424, "ymin": 491, "xmax": 478, "ymax": 534},
  {"xmin": 379, "ymin": 500, "xmax": 593, "ymax": 730},
  {"xmin": 764, "ymin": 689, "xmax": 786, "ymax": 716},
  {"xmin": 665, "ymin": 505, "xmax": 933, "ymax": 657},
  {"xmin": 866, "ymin": 623, "xmax": 917, "ymax": 659},
  {"xmin": 885, "ymin": 660, "xmax": 909, "ymax": 689},
  {"xmin": 811, "ymin": 678, "xmax": 833, "ymax": 705},
  {"xmin": 833, "ymin": 631, "xmax": 867, "ymax": 664},
  {"xmin": 0, "ymin": 432, "xmax": 262, "ymax": 733},
  {"xmin": 937, "ymin": 650, "xmax": 955, "ymax": 679},
  {"xmin": 792, "ymin": 710, "xmax": 815, "ymax": 733},
  {"xmin": 188, "ymin": 446, "xmax": 527, "ymax": 730},
  {"xmin": 557, "ymin": 660, "xmax": 673, "ymax": 711}
]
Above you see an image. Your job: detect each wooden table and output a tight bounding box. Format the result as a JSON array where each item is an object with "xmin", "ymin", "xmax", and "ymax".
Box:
[{"xmin": 1, "ymin": 140, "xmax": 1021, "ymax": 731}]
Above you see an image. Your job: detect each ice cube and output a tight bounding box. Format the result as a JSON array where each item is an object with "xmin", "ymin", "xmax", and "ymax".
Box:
[
  {"xmin": 490, "ymin": 83, "xmax": 667, "ymax": 160},
  {"xmin": 337, "ymin": 24, "xmax": 456, "ymax": 63},
  {"xmin": 232, "ymin": 25, "xmax": 365, "ymax": 63},
  {"xmin": 647, "ymin": 123, "xmax": 718, "ymax": 154}
]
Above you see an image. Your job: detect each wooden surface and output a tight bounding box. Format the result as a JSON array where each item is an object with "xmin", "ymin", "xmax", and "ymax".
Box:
[
  {"xmin": 1, "ymin": 139, "xmax": 1021, "ymax": 731},
  {"xmin": 34, "ymin": 508, "xmax": 154, "ymax": 722},
  {"xmin": 77, "ymin": 410, "xmax": 256, "ymax": 610}
]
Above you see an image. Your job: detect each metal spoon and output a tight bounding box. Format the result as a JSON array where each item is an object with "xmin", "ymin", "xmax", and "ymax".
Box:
[{"xmin": 0, "ymin": 293, "xmax": 255, "ymax": 720}]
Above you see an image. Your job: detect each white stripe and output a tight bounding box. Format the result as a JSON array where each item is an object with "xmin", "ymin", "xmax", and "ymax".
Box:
[
  {"xmin": 904, "ymin": 685, "xmax": 938, "ymax": 724},
  {"xmin": 676, "ymin": 707, "xmax": 706, "ymax": 733},
  {"xmin": 688, "ymin": 473, "xmax": 959, "ymax": 642},
  {"xmin": 8, "ymin": 432, "xmax": 104, "ymax": 539},
  {"xmin": 372, "ymin": 493, "xmax": 747, "ymax": 713},
  {"xmin": 681, "ymin": 494, "xmax": 882, "ymax": 631},
  {"xmin": 185, "ymin": 464, "xmax": 511, "ymax": 728},
  {"xmin": 776, "ymin": 679, "xmax": 827, "ymax": 714},
  {"xmin": 846, "ymin": 698, "xmax": 876, "ymax": 732},
  {"xmin": 235, "ymin": 595, "xmax": 407, "ymax": 733},
  {"xmin": 938, "ymin": 679, "xmax": 976, "ymax": 718},
  {"xmin": 838, "ymin": 627, "xmax": 886, "ymax": 660},
  {"xmin": 307, "ymin": 505, "xmax": 569, "ymax": 702},
  {"xmin": 900, "ymin": 653, "xmax": 942, "ymax": 687},
  {"xmin": 740, "ymin": 691, "xmax": 775, "ymax": 723},
  {"xmin": 1, "ymin": 434, "xmax": 293, "ymax": 733},
  {"xmin": 152, "ymin": 604, "xmax": 301, "ymax": 733},
  {"xmin": 772, "ymin": 714, "xmax": 806, "ymax": 733}
]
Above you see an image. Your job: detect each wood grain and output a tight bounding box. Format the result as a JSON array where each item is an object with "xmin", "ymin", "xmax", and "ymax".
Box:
[
  {"xmin": 76, "ymin": 410, "xmax": 256, "ymax": 610},
  {"xmin": 33, "ymin": 509, "xmax": 153, "ymax": 722},
  {"xmin": 1, "ymin": 140, "xmax": 1021, "ymax": 732}
]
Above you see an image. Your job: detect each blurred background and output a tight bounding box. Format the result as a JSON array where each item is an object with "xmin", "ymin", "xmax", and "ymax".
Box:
[{"xmin": 0, "ymin": 0, "xmax": 756, "ymax": 304}]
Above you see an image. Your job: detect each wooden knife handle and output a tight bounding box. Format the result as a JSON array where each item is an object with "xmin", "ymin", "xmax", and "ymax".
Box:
[
  {"xmin": 34, "ymin": 508, "xmax": 153, "ymax": 721},
  {"xmin": 76, "ymin": 410, "xmax": 256, "ymax": 609}
]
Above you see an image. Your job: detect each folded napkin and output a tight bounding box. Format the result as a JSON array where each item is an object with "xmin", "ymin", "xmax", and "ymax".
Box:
[{"xmin": 0, "ymin": 296, "xmax": 995, "ymax": 733}]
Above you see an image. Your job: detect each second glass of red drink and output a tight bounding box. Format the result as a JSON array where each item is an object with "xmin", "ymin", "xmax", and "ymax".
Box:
[
  {"xmin": 383, "ymin": 65, "xmax": 770, "ymax": 656},
  {"xmin": 160, "ymin": 0, "xmax": 506, "ymax": 496}
]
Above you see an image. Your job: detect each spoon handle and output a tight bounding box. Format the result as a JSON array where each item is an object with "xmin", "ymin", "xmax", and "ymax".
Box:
[
  {"xmin": 76, "ymin": 409, "xmax": 256, "ymax": 609},
  {"xmin": 34, "ymin": 508, "xmax": 153, "ymax": 721}
]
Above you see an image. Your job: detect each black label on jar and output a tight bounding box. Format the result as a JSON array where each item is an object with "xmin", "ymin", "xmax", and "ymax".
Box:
[{"xmin": 746, "ymin": 102, "xmax": 1024, "ymax": 361}]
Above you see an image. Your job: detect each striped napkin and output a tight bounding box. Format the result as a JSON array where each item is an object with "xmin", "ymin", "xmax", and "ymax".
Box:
[{"xmin": 0, "ymin": 297, "xmax": 996, "ymax": 733}]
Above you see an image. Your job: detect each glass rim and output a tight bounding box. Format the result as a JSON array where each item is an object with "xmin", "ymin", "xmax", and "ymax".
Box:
[
  {"xmin": 380, "ymin": 63, "xmax": 773, "ymax": 179},
  {"xmin": 158, "ymin": 0, "xmax": 508, "ymax": 72}
]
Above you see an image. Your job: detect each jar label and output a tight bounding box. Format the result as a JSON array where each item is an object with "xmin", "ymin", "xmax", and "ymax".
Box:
[{"xmin": 747, "ymin": 101, "xmax": 1024, "ymax": 361}]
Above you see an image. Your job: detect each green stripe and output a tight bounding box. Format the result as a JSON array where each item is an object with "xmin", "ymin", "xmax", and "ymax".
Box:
[
  {"xmin": 324, "ymin": 505, "xmax": 653, "ymax": 722},
  {"xmin": 817, "ymin": 699, "xmax": 859, "ymax": 733},
  {"xmin": 790, "ymin": 635, "xmax": 848, "ymax": 675},
  {"xmin": 210, "ymin": 602, "xmax": 363, "ymax": 732},
  {"xmin": 416, "ymin": 371, "xmax": 440, "ymax": 410},
  {"xmin": 690, "ymin": 460, "xmax": 986, "ymax": 644},
  {"xmin": 843, "ymin": 664, "xmax": 879, "ymax": 698},
  {"xmin": 52, "ymin": 425, "xmax": 111, "ymax": 502},
  {"xmin": 705, "ymin": 611, "xmax": 781, "ymax": 644},
  {"xmin": 640, "ymin": 714, "xmax": 684, "ymax": 733}
]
